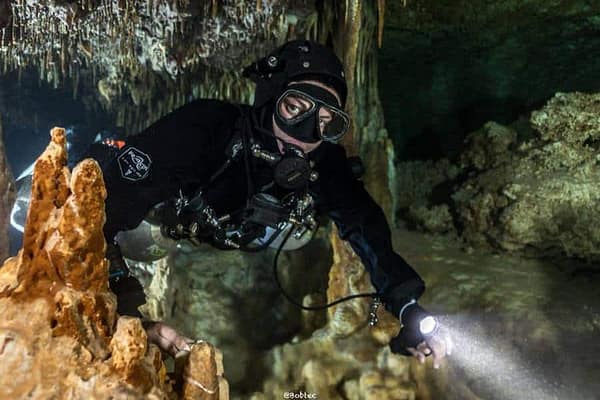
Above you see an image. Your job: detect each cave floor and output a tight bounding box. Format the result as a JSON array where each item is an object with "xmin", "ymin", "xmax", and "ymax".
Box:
[{"xmin": 391, "ymin": 226, "xmax": 600, "ymax": 400}]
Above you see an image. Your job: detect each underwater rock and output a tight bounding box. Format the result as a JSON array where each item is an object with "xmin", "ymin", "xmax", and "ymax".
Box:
[
  {"xmin": 393, "ymin": 158, "xmax": 460, "ymax": 231},
  {"xmin": 407, "ymin": 204, "xmax": 454, "ymax": 234},
  {"xmin": 0, "ymin": 127, "xmax": 227, "ymax": 399},
  {"xmin": 326, "ymin": 227, "xmax": 373, "ymax": 336},
  {"xmin": 0, "ymin": 118, "xmax": 14, "ymax": 261},
  {"xmin": 397, "ymin": 92, "xmax": 600, "ymax": 261},
  {"xmin": 109, "ymin": 317, "xmax": 166, "ymax": 391},
  {"xmin": 181, "ymin": 341, "xmax": 228, "ymax": 400},
  {"xmin": 249, "ymin": 228, "xmax": 414, "ymax": 399},
  {"xmin": 135, "ymin": 229, "xmax": 334, "ymax": 394},
  {"xmin": 455, "ymin": 92, "xmax": 600, "ymax": 259}
]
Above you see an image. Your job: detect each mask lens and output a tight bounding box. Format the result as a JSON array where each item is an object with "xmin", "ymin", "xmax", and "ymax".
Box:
[
  {"xmin": 321, "ymin": 107, "xmax": 349, "ymax": 141},
  {"xmin": 275, "ymin": 88, "xmax": 351, "ymax": 143},
  {"xmin": 277, "ymin": 91, "xmax": 316, "ymax": 123}
]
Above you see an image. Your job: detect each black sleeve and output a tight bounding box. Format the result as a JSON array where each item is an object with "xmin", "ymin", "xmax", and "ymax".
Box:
[
  {"xmin": 94, "ymin": 99, "xmax": 241, "ymax": 242},
  {"xmin": 311, "ymin": 144, "xmax": 425, "ymax": 317}
]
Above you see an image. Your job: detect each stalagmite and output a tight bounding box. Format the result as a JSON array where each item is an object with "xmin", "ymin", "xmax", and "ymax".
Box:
[{"xmin": 0, "ymin": 127, "xmax": 228, "ymax": 399}]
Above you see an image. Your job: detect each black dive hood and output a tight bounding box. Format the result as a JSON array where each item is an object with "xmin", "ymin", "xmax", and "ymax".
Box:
[{"xmin": 243, "ymin": 40, "xmax": 348, "ymax": 109}]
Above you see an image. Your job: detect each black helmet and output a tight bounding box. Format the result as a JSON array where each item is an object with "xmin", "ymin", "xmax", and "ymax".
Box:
[{"xmin": 243, "ymin": 40, "xmax": 347, "ymax": 108}]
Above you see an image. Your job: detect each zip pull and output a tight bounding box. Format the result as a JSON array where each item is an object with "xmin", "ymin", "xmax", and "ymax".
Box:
[
  {"xmin": 368, "ymin": 297, "xmax": 382, "ymax": 326},
  {"xmin": 174, "ymin": 189, "xmax": 189, "ymax": 216}
]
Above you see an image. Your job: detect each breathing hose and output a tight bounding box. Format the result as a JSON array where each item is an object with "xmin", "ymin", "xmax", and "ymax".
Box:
[{"xmin": 272, "ymin": 227, "xmax": 379, "ymax": 311}]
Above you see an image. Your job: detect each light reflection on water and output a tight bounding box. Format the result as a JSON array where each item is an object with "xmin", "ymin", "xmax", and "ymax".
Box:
[{"xmin": 437, "ymin": 314, "xmax": 593, "ymax": 400}]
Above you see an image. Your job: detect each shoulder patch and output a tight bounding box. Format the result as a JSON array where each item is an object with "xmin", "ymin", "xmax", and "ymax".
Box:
[{"xmin": 117, "ymin": 147, "xmax": 152, "ymax": 181}]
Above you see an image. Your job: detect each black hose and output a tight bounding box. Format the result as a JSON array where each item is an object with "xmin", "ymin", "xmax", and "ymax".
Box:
[
  {"xmin": 273, "ymin": 227, "xmax": 378, "ymax": 311},
  {"xmin": 240, "ymin": 226, "xmax": 284, "ymax": 253}
]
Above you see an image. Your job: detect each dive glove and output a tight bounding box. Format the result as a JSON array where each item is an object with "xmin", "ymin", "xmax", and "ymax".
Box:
[{"xmin": 389, "ymin": 301, "xmax": 438, "ymax": 355}]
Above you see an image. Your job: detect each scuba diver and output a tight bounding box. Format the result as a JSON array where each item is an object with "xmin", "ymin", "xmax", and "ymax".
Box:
[{"xmin": 79, "ymin": 40, "xmax": 451, "ymax": 365}]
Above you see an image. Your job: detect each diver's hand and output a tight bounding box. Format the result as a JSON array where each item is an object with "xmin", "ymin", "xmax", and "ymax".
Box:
[
  {"xmin": 143, "ymin": 321, "xmax": 194, "ymax": 358},
  {"xmin": 406, "ymin": 329, "xmax": 452, "ymax": 368},
  {"xmin": 388, "ymin": 302, "xmax": 452, "ymax": 368},
  {"xmin": 390, "ymin": 324, "xmax": 452, "ymax": 368}
]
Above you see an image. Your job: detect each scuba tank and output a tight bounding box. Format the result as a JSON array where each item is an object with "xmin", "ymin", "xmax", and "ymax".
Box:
[{"xmin": 114, "ymin": 189, "xmax": 319, "ymax": 263}]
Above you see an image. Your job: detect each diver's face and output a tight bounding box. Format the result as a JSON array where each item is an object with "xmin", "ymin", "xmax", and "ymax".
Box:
[{"xmin": 272, "ymin": 80, "xmax": 341, "ymax": 154}]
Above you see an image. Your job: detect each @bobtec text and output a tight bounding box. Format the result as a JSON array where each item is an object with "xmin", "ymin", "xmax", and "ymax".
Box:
[{"xmin": 283, "ymin": 391, "xmax": 317, "ymax": 399}]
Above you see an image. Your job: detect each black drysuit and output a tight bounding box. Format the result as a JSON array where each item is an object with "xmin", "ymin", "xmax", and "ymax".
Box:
[{"xmin": 97, "ymin": 99, "xmax": 425, "ymax": 318}]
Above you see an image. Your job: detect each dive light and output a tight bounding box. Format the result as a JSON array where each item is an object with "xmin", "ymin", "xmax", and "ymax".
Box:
[
  {"xmin": 400, "ymin": 300, "xmax": 439, "ymax": 338},
  {"xmin": 419, "ymin": 315, "xmax": 438, "ymax": 337}
]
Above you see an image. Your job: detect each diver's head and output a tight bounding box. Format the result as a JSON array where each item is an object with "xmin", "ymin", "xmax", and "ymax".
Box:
[
  {"xmin": 272, "ymin": 79, "xmax": 344, "ymax": 153},
  {"xmin": 244, "ymin": 40, "xmax": 350, "ymax": 150}
]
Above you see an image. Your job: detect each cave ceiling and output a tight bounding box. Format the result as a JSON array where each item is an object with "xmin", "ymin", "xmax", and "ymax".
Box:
[{"xmin": 0, "ymin": 0, "xmax": 317, "ymax": 131}]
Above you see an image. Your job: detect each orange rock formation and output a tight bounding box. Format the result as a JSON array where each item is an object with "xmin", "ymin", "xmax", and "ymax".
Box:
[{"xmin": 0, "ymin": 127, "xmax": 227, "ymax": 399}]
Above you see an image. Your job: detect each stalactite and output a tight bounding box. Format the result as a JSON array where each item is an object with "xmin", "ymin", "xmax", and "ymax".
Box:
[
  {"xmin": 211, "ymin": 0, "xmax": 218, "ymax": 18},
  {"xmin": 377, "ymin": 0, "xmax": 385, "ymax": 48},
  {"xmin": 0, "ymin": 0, "xmax": 309, "ymax": 134}
]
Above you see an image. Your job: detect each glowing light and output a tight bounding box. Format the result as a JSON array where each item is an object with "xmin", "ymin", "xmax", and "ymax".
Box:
[
  {"xmin": 439, "ymin": 315, "xmax": 570, "ymax": 400},
  {"xmin": 419, "ymin": 315, "xmax": 437, "ymax": 335},
  {"xmin": 16, "ymin": 163, "xmax": 34, "ymax": 181}
]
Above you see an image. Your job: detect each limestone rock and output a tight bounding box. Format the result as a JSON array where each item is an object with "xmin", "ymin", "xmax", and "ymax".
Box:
[
  {"xmin": 250, "ymin": 227, "xmax": 414, "ymax": 399},
  {"xmin": 397, "ymin": 92, "xmax": 600, "ymax": 262},
  {"xmin": 459, "ymin": 122, "xmax": 518, "ymax": 171},
  {"xmin": 407, "ymin": 204, "xmax": 454, "ymax": 234},
  {"xmin": 326, "ymin": 227, "xmax": 373, "ymax": 337},
  {"xmin": 0, "ymin": 127, "xmax": 227, "ymax": 399},
  {"xmin": 110, "ymin": 317, "xmax": 166, "ymax": 391},
  {"xmin": 393, "ymin": 158, "xmax": 460, "ymax": 231},
  {"xmin": 182, "ymin": 341, "xmax": 228, "ymax": 400},
  {"xmin": 137, "ymin": 234, "xmax": 333, "ymax": 392},
  {"xmin": 455, "ymin": 93, "xmax": 600, "ymax": 259}
]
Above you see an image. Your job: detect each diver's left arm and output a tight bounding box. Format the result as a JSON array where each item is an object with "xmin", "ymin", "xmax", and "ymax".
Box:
[{"xmin": 311, "ymin": 144, "xmax": 450, "ymax": 365}]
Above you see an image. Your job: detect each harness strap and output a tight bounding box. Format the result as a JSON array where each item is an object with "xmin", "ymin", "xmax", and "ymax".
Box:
[{"xmin": 187, "ymin": 107, "xmax": 257, "ymax": 210}]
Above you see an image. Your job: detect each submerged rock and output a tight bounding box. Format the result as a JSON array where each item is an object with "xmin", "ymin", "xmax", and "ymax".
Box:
[
  {"xmin": 0, "ymin": 128, "xmax": 227, "ymax": 399},
  {"xmin": 250, "ymin": 228, "xmax": 416, "ymax": 400},
  {"xmin": 397, "ymin": 92, "xmax": 600, "ymax": 262},
  {"xmin": 456, "ymin": 92, "xmax": 600, "ymax": 260}
]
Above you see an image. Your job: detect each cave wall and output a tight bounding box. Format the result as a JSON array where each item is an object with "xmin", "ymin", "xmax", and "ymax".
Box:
[
  {"xmin": 0, "ymin": 116, "xmax": 14, "ymax": 261},
  {"xmin": 379, "ymin": 0, "xmax": 600, "ymax": 161}
]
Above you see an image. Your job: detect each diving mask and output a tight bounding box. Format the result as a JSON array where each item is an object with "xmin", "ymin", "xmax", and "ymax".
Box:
[{"xmin": 274, "ymin": 83, "xmax": 350, "ymax": 143}]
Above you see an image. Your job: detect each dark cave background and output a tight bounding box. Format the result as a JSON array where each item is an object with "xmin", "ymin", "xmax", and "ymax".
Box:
[{"xmin": 378, "ymin": 2, "xmax": 600, "ymax": 162}]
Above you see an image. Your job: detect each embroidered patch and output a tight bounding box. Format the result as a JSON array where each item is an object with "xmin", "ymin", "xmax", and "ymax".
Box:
[{"xmin": 117, "ymin": 147, "xmax": 152, "ymax": 181}]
